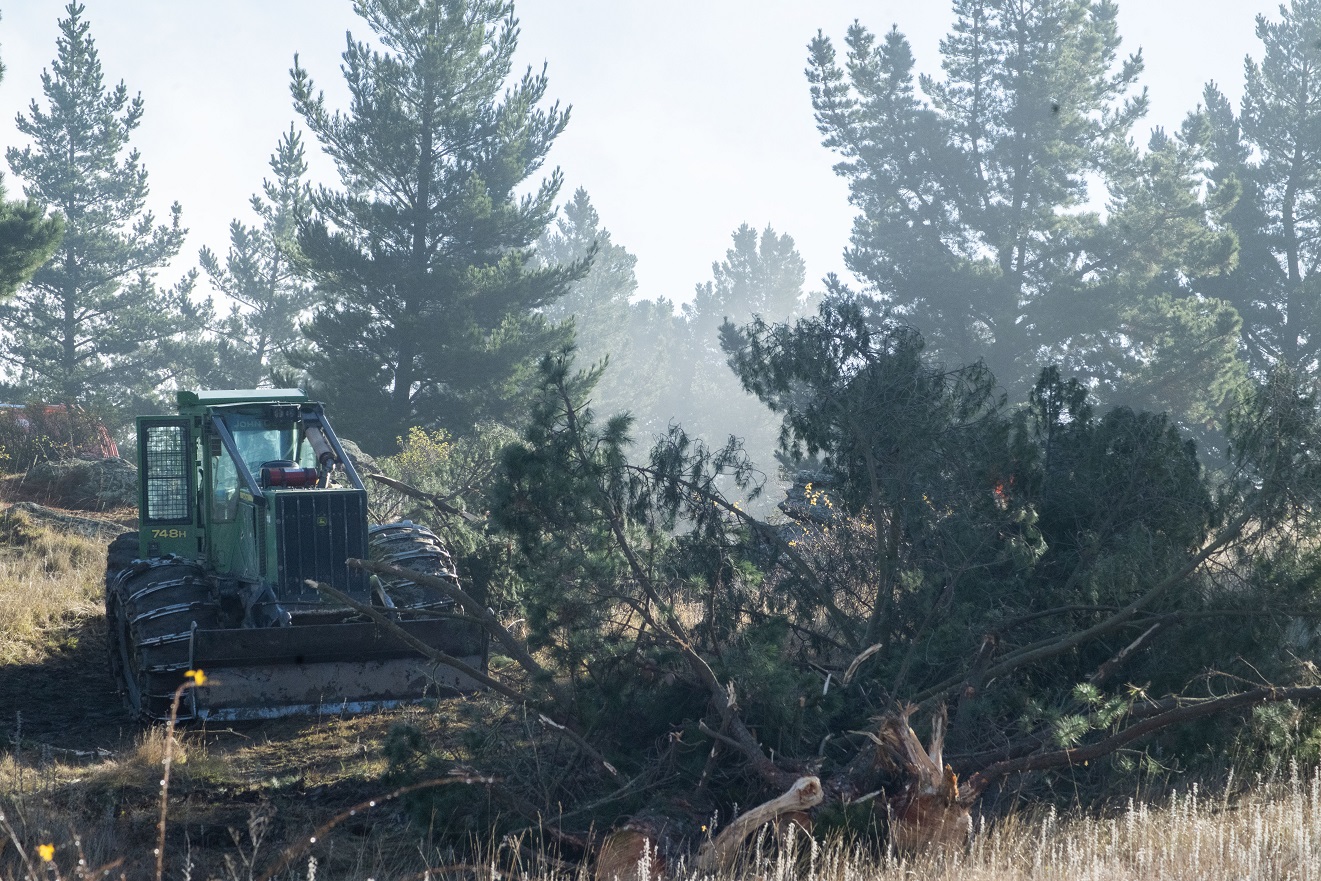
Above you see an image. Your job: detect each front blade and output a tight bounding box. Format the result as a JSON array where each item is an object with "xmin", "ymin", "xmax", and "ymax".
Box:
[{"xmin": 188, "ymin": 618, "xmax": 486, "ymax": 721}]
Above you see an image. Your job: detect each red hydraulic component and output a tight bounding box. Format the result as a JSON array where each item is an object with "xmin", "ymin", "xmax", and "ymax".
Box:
[{"xmin": 261, "ymin": 465, "xmax": 320, "ymax": 488}]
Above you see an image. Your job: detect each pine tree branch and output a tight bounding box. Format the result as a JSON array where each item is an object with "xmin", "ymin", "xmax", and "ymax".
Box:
[
  {"xmin": 554, "ymin": 375, "xmax": 792, "ymax": 790},
  {"xmin": 364, "ymin": 471, "xmax": 479, "ymax": 522},
  {"xmin": 911, "ymin": 510, "xmax": 1254, "ymax": 706},
  {"xmin": 630, "ymin": 463, "xmax": 860, "ymax": 645},
  {"xmin": 345, "ymin": 558, "xmax": 552, "ymax": 691},
  {"xmin": 960, "ymin": 685, "xmax": 1321, "ymax": 801}
]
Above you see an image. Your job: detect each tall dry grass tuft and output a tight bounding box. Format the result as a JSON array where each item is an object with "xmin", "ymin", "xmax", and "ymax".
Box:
[
  {"xmin": 76, "ymin": 722, "xmax": 214, "ymax": 794},
  {"xmin": 0, "ymin": 512, "xmax": 105, "ymax": 665}
]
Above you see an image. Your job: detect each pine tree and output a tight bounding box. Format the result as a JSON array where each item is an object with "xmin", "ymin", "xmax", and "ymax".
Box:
[
  {"xmin": 0, "ymin": 16, "xmax": 63, "ymax": 298},
  {"xmin": 1195, "ymin": 0, "xmax": 1321, "ymax": 376},
  {"xmin": 198, "ymin": 125, "xmax": 314, "ymax": 388},
  {"xmin": 1, "ymin": 2, "xmax": 201, "ymax": 411},
  {"xmin": 535, "ymin": 188, "xmax": 636, "ymax": 401},
  {"xmin": 1075, "ymin": 121, "xmax": 1245, "ymax": 440},
  {"xmin": 614, "ymin": 296, "xmax": 685, "ymax": 438},
  {"xmin": 291, "ymin": 0, "xmax": 582, "ymax": 450},
  {"xmin": 0, "ymin": 181, "xmax": 61, "ymax": 299},
  {"xmin": 807, "ymin": 0, "xmax": 1151, "ymax": 392},
  {"xmin": 685, "ymin": 224, "xmax": 807, "ymax": 365},
  {"xmin": 679, "ymin": 225, "xmax": 808, "ymax": 481}
]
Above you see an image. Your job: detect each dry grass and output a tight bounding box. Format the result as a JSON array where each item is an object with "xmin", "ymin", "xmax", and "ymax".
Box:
[
  {"xmin": 0, "ymin": 508, "xmax": 105, "ymax": 665},
  {"xmin": 664, "ymin": 769, "xmax": 1321, "ymax": 881},
  {"xmin": 0, "ymin": 705, "xmax": 476, "ymax": 880},
  {"xmin": 7, "ymin": 749, "xmax": 1321, "ymax": 880}
]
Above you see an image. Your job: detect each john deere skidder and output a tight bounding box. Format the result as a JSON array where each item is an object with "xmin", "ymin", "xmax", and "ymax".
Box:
[{"xmin": 105, "ymin": 389, "xmax": 486, "ymax": 721}]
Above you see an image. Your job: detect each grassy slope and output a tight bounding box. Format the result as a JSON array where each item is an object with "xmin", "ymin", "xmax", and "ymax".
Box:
[{"xmin": 1, "ymin": 509, "xmax": 1320, "ymax": 880}]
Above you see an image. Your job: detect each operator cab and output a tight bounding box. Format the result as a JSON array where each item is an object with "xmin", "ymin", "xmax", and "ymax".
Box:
[
  {"xmin": 225, "ymin": 414, "xmax": 319, "ymax": 488},
  {"xmin": 191, "ymin": 392, "xmax": 364, "ymax": 531}
]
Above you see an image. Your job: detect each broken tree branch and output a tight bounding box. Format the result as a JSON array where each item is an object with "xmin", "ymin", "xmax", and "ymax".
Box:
[
  {"xmin": 961, "ymin": 684, "xmax": 1321, "ymax": 800},
  {"xmin": 694, "ymin": 776, "xmax": 823, "ymax": 874},
  {"xmin": 913, "ymin": 510, "xmax": 1255, "ymax": 706},
  {"xmin": 347, "ymin": 557, "xmax": 558, "ymax": 694},
  {"xmin": 365, "ymin": 471, "xmax": 480, "ymax": 522},
  {"xmin": 1088, "ymin": 621, "xmax": 1169, "ymax": 686}
]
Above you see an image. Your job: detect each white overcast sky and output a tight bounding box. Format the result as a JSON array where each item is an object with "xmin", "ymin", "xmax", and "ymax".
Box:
[{"xmin": 0, "ymin": 1, "xmax": 1276, "ymax": 306}]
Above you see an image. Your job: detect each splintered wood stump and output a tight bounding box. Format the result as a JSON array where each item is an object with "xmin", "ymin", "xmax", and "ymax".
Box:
[
  {"xmin": 887, "ymin": 778, "xmax": 972, "ymax": 853},
  {"xmin": 871, "ymin": 705, "xmax": 972, "ymax": 853}
]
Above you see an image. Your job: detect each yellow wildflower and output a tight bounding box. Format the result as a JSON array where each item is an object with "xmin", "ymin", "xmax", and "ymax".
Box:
[{"xmin": 37, "ymin": 844, "xmax": 54, "ymax": 862}]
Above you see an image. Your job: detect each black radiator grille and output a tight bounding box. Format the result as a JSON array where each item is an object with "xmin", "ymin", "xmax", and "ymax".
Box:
[{"xmin": 272, "ymin": 489, "xmax": 369, "ymax": 603}]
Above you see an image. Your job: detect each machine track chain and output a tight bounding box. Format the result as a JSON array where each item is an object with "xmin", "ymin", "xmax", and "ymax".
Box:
[
  {"xmin": 105, "ymin": 536, "xmax": 221, "ymax": 721},
  {"xmin": 367, "ymin": 521, "xmax": 459, "ymax": 611}
]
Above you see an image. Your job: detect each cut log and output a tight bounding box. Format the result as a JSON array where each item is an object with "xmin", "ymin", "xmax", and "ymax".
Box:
[{"xmin": 594, "ymin": 778, "xmax": 822, "ymax": 881}]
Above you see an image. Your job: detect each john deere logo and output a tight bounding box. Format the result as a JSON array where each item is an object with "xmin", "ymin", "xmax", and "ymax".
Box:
[{"xmin": 316, "ymin": 515, "xmax": 329, "ymax": 527}]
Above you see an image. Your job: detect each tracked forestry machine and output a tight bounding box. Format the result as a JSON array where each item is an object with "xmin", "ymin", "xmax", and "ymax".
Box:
[{"xmin": 105, "ymin": 389, "xmax": 486, "ymax": 722}]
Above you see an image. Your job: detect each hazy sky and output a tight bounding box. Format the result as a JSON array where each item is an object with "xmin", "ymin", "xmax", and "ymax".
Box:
[{"xmin": 0, "ymin": 1, "xmax": 1278, "ymax": 307}]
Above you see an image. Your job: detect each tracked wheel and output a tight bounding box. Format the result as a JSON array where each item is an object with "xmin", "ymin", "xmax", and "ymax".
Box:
[
  {"xmin": 105, "ymin": 530, "xmax": 139, "ymax": 574},
  {"xmin": 105, "ymin": 549, "xmax": 220, "ymax": 722},
  {"xmin": 368, "ymin": 521, "xmax": 459, "ymax": 611}
]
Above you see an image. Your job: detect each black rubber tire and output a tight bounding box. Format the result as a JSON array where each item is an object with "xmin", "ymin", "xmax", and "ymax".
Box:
[
  {"xmin": 105, "ymin": 558, "xmax": 220, "ymax": 722},
  {"xmin": 367, "ymin": 521, "xmax": 458, "ymax": 610},
  {"xmin": 105, "ymin": 531, "xmax": 139, "ymax": 584}
]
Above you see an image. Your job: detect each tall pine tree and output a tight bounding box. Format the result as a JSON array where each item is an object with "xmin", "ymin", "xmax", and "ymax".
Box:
[
  {"xmin": 1091, "ymin": 122, "xmax": 1244, "ymax": 436},
  {"xmin": 2, "ymin": 2, "xmax": 201, "ymax": 411},
  {"xmin": 681, "ymin": 225, "xmax": 809, "ymax": 481},
  {"xmin": 536, "ymin": 187, "xmax": 635, "ymax": 385},
  {"xmin": 0, "ymin": 13, "xmax": 63, "ymax": 299},
  {"xmin": 807, "ymin": 1, "xmax": 1150, "ymax": 392},
  {"xmin": 808, "ymin": 0, "xmax": 1247, "ymax": 426},
  {"xmin": 291, "ymin": 0, "xmax": 581, "ymax": 450},
  {"xmin": 199, "ymin": 125, "xmax": 314, "ymax": 388},
  {"xmin": 1196, "ymin": 0, "xmax": 1321, "ymax": 376}
]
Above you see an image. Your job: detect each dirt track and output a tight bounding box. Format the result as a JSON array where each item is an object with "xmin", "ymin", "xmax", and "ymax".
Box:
[
  {"xmin": 1, "ymin": 603, "xmax": 464, "ymax": 879},
  {"xmin": 0, "ymin": 609, "xmax": 134, "ymax": 754}
]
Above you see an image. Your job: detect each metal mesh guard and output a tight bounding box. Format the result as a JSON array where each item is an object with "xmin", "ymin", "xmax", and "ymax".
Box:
[{"xmin": 145, "ymin": 424, "xmax": 188, "ymax": 521}]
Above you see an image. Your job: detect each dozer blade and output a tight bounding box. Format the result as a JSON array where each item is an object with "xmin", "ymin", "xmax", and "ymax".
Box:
[{"xmin": 186, "ymin": 618, "xmax": 486, "ymax": 722}]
